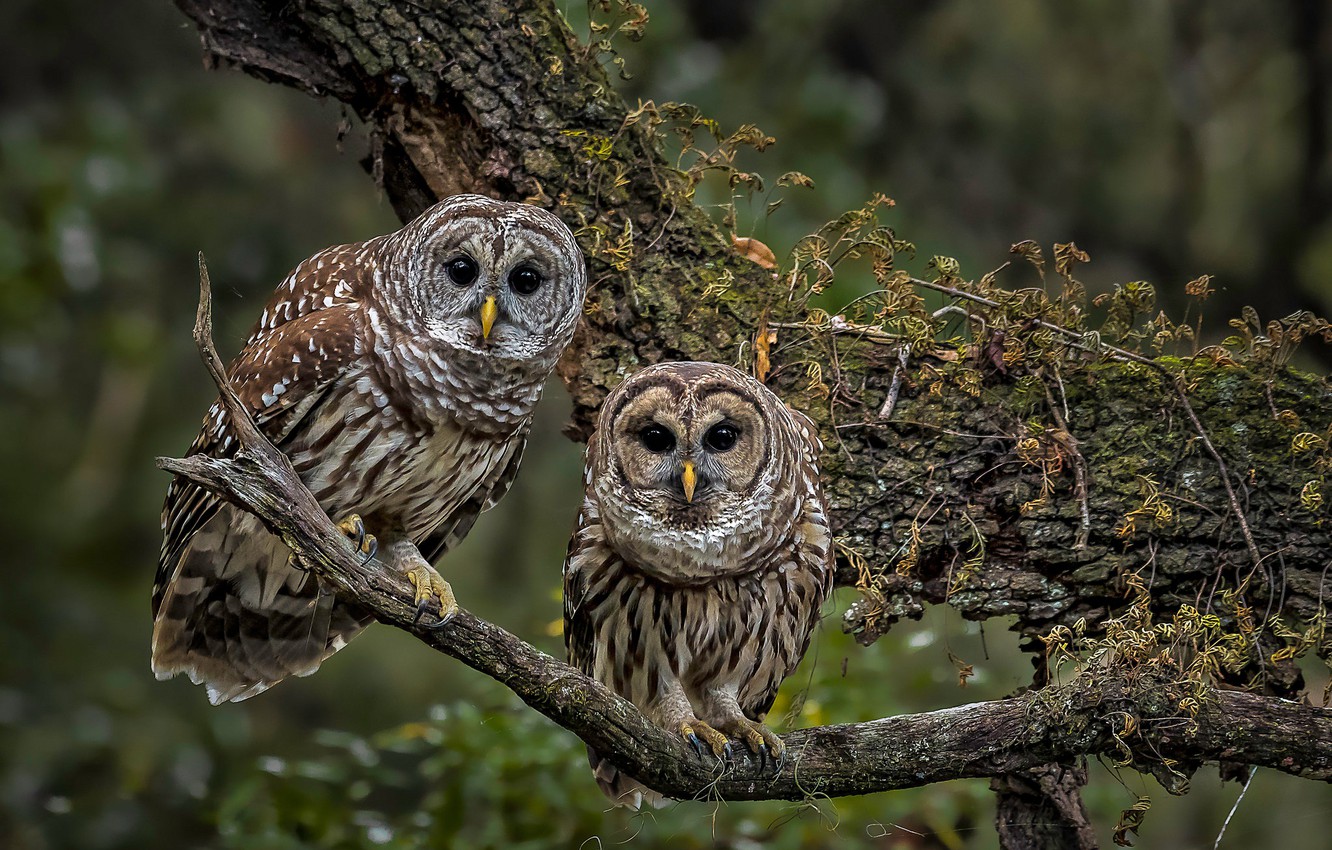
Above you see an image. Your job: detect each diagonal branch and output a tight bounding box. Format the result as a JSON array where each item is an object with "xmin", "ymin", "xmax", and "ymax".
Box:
[{"xmin": 156, "ymin": 258, "xmax": 1332, "ymax": 802}]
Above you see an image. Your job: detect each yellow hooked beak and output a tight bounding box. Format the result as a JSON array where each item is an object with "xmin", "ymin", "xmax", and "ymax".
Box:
[
  {"xmin": 681, "ymin": 460, "xmax": 697, "ymax": 503},
  {"xmin": 480, "ymin": 296, "xmax": 499, "ymax": 341}
]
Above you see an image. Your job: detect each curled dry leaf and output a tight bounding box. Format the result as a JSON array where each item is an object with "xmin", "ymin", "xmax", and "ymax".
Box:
[{"xmin": 733, "ymin": 234, "xmax": 778, "ymax": 270}]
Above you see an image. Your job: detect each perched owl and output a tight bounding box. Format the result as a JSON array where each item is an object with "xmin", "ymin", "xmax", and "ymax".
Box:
[
  {"xmin": 563, "ymin": 362, "xmax": 834, "ymax": 808},
  {"xmin": 154, "ymin": 194, "xmax": 587, "ymax": 704}
]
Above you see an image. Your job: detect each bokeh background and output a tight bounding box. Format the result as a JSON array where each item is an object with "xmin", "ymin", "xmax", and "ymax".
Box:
[{"xmin": 3, "ymin": 1, "xmax": 1330, "ymax": 848}]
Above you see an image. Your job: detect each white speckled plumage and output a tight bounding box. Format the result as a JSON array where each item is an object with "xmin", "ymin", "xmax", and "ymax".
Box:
[
  {"xmin": 563, "ymin": 362, "xmax": 833, "ymax": 807},
  {"xmin": 154, "ymin": 194, "xmax": 586, "ymax": 704}
]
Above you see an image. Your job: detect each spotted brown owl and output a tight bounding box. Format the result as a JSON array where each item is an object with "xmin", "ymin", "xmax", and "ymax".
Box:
[
  {"xmin": 154, "ymin": 194, "xmax": 587, "ymax": 704},
  {"xmin": 563, "ymin": 361, "xmax": 834, "ymax": 808}
]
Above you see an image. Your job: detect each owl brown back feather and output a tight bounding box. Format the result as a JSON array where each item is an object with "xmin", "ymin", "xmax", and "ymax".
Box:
[
  {"xmin": 153, "ymin": 245, "xmax": 374, "ymax": 701},
  {"xmin": 155, "ymin": 253, "xmax": 367, "ymax": 616}
]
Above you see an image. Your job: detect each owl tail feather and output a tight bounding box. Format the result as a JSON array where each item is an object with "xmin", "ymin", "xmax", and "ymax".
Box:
[
  {"xmin": 587, "ymin": 746, "xmax": 669, "ymax": 810},
  {"xmin": 152, "ymin": 515, "xmax": 373, "ymax": 704}
]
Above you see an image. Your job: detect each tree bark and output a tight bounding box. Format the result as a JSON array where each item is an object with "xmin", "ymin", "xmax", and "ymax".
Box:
[
  {"xmin": 169, "ymin": 0, "xmax": 1332, "ymax": 830},
  {"xmin": 993, "ymin": 763, "xmax": 1098, "ymax": 850}
]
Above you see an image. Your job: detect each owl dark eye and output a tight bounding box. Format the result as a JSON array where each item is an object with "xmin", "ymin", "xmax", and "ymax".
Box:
[
  {"xmin": 508, "ymin": 265, "xmax": 542, "ymax": 295},
  {"xmin": 446, "ymin": 256, "xmax": 479, "ymax": 286},
  {"xmin": 639, "ymin": 424, "xmax": 676, "ymax": 453},
  {"xmin": 704, "ymin": 422, "xmax": 740, "ymax": 452}
]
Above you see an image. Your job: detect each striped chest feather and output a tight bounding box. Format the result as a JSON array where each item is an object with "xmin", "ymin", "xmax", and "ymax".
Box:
[
  {"xmin": 285, "ymin": 371, "xmax": 512, "ymax": 538},
  {"xmin": 569, "ymin": 533, "xmax": 826, "ymax": 717}
]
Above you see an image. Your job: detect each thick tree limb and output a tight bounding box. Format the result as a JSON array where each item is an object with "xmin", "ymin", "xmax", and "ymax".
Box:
[{"xmin": 156, "ymin": 259, "xmax": 1332, "ymax": 802}]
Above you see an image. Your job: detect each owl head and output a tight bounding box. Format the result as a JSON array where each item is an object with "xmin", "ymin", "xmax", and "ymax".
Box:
[
  {"xmin": 382, "ymin": 194, "xmax": 587, "ymax": 368},
  {"xmin": 589, "ymin": 361, "xmax": 819, "ymax": 583}
]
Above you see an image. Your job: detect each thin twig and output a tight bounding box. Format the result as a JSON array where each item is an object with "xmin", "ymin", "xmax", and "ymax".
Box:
[
  {"xmin": 877, "ymin": 344, "xmax": 910, "ymax": 420},
  {"xmin": 908, "ymin": 277, "xmax": 1157, "ymax": 367},
  {"xmin": 767, "ymin": 319, "xmax": 904, "ymax": 346},
  {"xmin": 1213, "ymin": 766, "xmax": 1257, "ymax": 850},
  {"xmin": 1041, "ymin": 372, "xmax": 1091, "ymax": 550},
  {"xmin": 1173, "ymin": 377, "xmax": 1263, "ymax": 569},
  {"xmin": 193, "ymin": 254, "xmax": 249, "ymax": 435}
]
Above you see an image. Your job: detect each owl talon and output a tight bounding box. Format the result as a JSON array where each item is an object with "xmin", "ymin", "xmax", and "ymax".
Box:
[
  {"xmin": 727, "ymin": 719, "xmax": 785, "ymax": 773},
  {"xmin": 679, "ymin": 720, "xmax": 728, "ymax": 760},
  {"xmin": 336, "ymin": 514, "xmax": 377, "ymax": 563},
  {"xmin": 407, "ymin": 563, "xmax": 458, "ymax": 628},
  {"xmin": 285, "ymin": 551, "xmax": 313, "ymax": 573},
  {"xmin": 412, "ymin": 597, "xmax": 431, "ymax": 627}
]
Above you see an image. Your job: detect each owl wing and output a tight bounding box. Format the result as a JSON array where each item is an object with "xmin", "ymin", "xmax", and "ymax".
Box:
[
  {"xmin": 155, "ymin": 251, "xmax": 366, "ymax": 617},
  {"xmin": 562, "ymin": 531, "xmax": 600, "ymax": 675},
  {"xmin": 562, "ymin": 441, "xmax": 602, "ymax": 674},
  {"xmin": 741, "ymin": 405, "xmax": 835, "ymax": 722},
  {"xmin": 418, "ymin": 428, "xmax": 529, "ymax": 564}
]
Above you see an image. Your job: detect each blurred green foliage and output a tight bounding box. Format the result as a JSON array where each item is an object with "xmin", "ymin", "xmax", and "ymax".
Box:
[{"xmin": 2, "ymin": 0, "xmax": 1330, "ymax": 848}]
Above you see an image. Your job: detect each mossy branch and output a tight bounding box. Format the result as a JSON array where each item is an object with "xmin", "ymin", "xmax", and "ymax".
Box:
[{"xmin": 157, "ymin": 260, "xmax": 1332, "ymax": 802}]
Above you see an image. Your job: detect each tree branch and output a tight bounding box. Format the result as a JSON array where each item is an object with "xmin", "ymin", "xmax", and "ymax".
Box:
[{"xmin": 156, "ymin": 258, "xmax": 1332, "ymax": 802}]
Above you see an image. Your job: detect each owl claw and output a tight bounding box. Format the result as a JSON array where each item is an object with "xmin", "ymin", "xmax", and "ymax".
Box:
[
  {"xmin": 412, "ymin": 597, "xmax": 431, "ymax": 627},
  {"xmin": 728, "ymin": 719, "xmax": 786, "ymax": 774},
  {"xmin": 407, "ymin": 564, "xmax": 458, "ymax": 629},
  {"xmin": 336, "ymin": 514, "xmax": 377, "ymax": 564},
  {"xmin": 679, "ymin": 720, "xmax": 728, "ymax": 760}
]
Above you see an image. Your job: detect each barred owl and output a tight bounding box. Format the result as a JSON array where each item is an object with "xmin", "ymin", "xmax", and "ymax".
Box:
[
  {"xmin": 154, "ymin": 194, "xmax": 587, "ymax": 704},
  {"xmin": 563, "ymin": 362, "xmax": 834, "ymax": 808}
]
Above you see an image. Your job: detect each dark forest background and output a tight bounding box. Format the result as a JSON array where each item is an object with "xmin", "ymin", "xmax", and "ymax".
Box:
[{"xmin": 2, "ymin": 1, "xmax": 1330, "ymax": 847}]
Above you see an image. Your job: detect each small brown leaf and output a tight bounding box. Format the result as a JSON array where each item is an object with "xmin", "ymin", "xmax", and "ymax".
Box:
[
  {"xmin": 1113, "ymin": 795, "xmax": 1151, "ymax": 846},
  {"xmin": 983, "ymin": 329, "xmax": 1009, "ymax": 375},
  {"xmin": 733, "ymin": 235, "xmax": 778, "ymax": 269},
  {"xmin": 753, "ymin": 310, "xmax": 777, "ymax": 382},
  {"xmin": 777, "ymin": 171, "xmax": 815, "ymax": 189},
  {"xmin": 948, "ymin": 651, "xmax": 974, "ymax": 688}
]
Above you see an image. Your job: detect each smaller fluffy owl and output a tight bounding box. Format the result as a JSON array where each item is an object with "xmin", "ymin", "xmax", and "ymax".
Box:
[{"xmin": 563, "ymin": 361, "xmax": 834, "ymax": 808}]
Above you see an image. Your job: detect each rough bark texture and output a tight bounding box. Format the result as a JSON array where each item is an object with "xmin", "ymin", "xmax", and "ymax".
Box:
[
  {"xmin": 992, "ymin": 763, "xmax": 1098, "ymax": 850},
  {"xmin": 169, "ymin": 0, "xmax": 1332, "ymax": 840}
]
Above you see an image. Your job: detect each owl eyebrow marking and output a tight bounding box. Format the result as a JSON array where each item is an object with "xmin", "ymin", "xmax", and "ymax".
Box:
[
  {"xmin": 608, "ymin": 377, "xmax": 686, "ymax": 422},
  {"xmin": 694, "ymin": 384, "xmax": 762, "ymax": 410}
]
